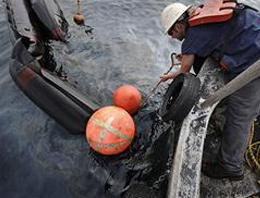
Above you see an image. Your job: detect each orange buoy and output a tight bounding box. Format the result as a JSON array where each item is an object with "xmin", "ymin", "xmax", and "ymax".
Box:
[
  {"xmin": 113, "ymin": 84, "xmax": 142, "ymax": 115},
  {"xmin": 73, "ymin": 13, "xmax": 84, "ymax": 25},
  {"xmin": 86, "ymin": 106, "xmax": 135, "ymax": 155}
]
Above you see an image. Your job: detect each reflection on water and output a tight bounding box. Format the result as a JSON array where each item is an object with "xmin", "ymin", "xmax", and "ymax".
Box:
[{"xmin": 1, "ymin": 0, "xmax": 260, "ymax": 197}]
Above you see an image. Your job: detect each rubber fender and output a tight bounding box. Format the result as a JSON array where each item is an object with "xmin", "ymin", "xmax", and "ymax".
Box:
[
  {"xmin": 9, "ymin": 59, "xmax": 92, "ymax": 134},
  {"xmin": 159, "ymin": 73, "xmax": 201, "ymax": 122}
]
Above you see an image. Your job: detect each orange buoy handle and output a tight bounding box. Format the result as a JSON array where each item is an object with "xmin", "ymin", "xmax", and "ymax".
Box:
[{"xmin": 189, "ymin": 0, "xmax": 237, "ymax": 26}]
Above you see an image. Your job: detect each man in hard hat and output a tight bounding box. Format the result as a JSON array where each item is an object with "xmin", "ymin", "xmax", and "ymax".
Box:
[{"xmin": 160, "ymin": 2, "xmax": 260, "ymax": 181}]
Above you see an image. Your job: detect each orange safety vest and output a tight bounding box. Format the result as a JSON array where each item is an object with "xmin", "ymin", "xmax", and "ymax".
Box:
[{"xmin": 189, "ymin": 0, "xmax": 237, "ymax": 26}]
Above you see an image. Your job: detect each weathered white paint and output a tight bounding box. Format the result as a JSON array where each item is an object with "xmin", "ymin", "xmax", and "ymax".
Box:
[{"xmin": 167, "ymin": 58, "xmax": 226, "ymax": 198}]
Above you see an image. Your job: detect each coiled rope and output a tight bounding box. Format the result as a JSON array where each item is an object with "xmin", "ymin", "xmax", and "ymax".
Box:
[{"xmin": 245, "ymin": 118, "xmax": 260, "ymax": 173}]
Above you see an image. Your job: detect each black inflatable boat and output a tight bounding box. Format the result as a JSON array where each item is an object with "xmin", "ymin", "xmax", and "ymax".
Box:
[{"xmin": 4, "ymin": 0, "xmax": 100, "ymax": 134}]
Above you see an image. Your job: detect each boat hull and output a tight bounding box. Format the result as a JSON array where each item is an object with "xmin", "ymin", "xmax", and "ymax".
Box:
[{"xmin": 9, "ymin": 50, "xmax": 92, "ymax": 135}]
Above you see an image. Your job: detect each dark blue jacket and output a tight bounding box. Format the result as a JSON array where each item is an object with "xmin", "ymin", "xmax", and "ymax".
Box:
[{"xmin": 182, "ymin": 8, "xmax": 260, "ymax": 73}]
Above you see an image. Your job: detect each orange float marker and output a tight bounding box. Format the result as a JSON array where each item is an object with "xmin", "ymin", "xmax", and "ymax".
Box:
[
  {"xmin": 73, "ymin": 13, "xmax": 84, "ymax": 25},
  {"xmin": 73, "ymin": 0, "xmax": 84, "ymax": 25},
  {"xmin": 113, "ymin": 84, "xmax": 142, "ymax": 115},
  {"xmin": 86, "ymin": 106, "xmax": 135, "ymax": 155}
]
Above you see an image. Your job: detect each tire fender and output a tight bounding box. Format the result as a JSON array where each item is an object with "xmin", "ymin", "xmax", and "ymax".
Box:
[{"xmin": 159, "ymin": 73, "xmax": 201, "ymax": 122}]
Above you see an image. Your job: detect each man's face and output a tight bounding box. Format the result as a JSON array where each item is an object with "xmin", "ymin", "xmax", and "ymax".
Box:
[{"xmin": 167, "ymin": 23, "xmax": 185, "ymax": 41}]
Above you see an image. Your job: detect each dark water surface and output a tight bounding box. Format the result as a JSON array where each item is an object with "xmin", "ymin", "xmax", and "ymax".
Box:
[{"xmin": 0, "ymin": 0, "xmax": 260, "ymax": 198}]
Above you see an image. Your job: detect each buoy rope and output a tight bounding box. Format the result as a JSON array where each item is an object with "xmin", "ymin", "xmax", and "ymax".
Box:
[
  {"xmin": 245, "ymin": 118, "xmax": 260, "ymax": 174},
  {"xmin": 140, "ymin": 52, "xmax": 181, "ymax": 107},
  {"xmin": 77, "ymin": 0, "xmax": 81, "ymax": 14}
]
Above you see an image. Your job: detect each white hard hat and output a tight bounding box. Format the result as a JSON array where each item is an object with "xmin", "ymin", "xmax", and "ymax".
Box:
[{"xmin": 161, "ymin": 3, "xmax": 192, "ymax": 34}]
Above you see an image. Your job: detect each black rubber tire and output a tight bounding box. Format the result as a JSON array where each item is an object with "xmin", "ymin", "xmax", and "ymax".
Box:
[{"xmin": 159, "ymin": 73, "xmax": 201, "ymax": 122}]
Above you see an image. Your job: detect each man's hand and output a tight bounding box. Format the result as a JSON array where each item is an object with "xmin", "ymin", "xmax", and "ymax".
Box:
[
  {"xmin": 160, "ymin": 54, "xmax": 195, "ymax": 82},
  {"xmin": 160, "ymin": 72, "xmax": 180, "ymax": 82},
  {"xmin": 160, "ymin": 74, "xmax": 172, "ymax": 82}
]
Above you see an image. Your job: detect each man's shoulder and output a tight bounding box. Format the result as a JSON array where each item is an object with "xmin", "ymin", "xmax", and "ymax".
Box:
[
  {"xmin": 186, "ymin": 24, "xmax": 223, "ymax": 40},
  {"xmin": 188, "ymin": 23, "xmax": 224, "ymax": 32}
]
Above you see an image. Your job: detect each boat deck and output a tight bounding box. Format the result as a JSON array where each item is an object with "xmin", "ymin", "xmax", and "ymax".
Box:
[
  {"xmin": 201, "ymin": 169, "xmax": 259, "ymax": 198},
  {"xmin": 200, "ymin": 113, "xmax": 260, "ymax": 198}
]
